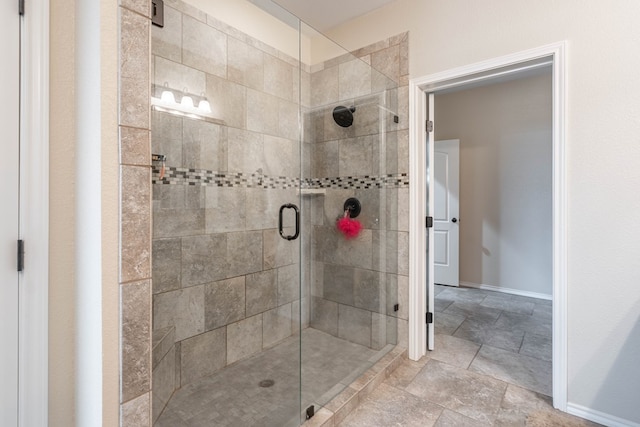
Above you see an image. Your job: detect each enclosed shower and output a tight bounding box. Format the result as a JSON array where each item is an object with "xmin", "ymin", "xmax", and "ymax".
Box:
[{"xmin": 150, "ymin": 0, "xmax": 405, "ymax": 425}]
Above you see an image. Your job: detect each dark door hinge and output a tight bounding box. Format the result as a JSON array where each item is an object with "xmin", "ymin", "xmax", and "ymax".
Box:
[
  {"xmin": 17, "ymin": 240, "xmax": 24, "ymax": 272},
  {"xmin": 426, "ymin": 312, "xmax": 433, "ymax": 324},
  {"xmin": 19, "ymin": 0, "xmax": 25, "ymax": 15},
  {"xmin": 151, "ymin": 0, "xmax": 164, "ymax": 27},
  {"xmin": 426, "ymin": 216, "xmax": 433, "ymax": 228}
]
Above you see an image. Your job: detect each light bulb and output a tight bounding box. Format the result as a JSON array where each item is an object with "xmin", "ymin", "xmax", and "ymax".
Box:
[
  {"xmin": 160, "ymin": 90, "xmax": 175, "ymax": 104},
  {"xmin": 181, "ymin": 96, "xmax": 194, "ymax": 109},
  {"xmin": 198, "ymin": 99, "xmax": 211, "ymax": 113}
]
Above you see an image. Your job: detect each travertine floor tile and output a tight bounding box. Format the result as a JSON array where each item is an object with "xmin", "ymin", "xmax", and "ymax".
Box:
[
  {"xmin": 494, "ymin": 311, "xmax": 552, "ymax": 337},
  {"xmin": 437, "ymin": 287, "xmax": 488, "ymax": 304},
  {"xmin": 480, "ymin": 294, "xmax": 535, "ymax": 315},
  {"xmin": 453, "ymin": 318, "xmax": 525, "ymax": 353},
  {"xmin": 385, "ymin": 358, "xmax": 427, "ymax": 389},
  {"xmin": 428, "ymin": 334, "xmax": 481, "ymax": 369},
  {"xmin": 339, "ymin": 383, "xmax": 443, "ymax": 427},
  {"xmin": 405, "ymin": 359, "xmax": 507, "ymax": 424},
  {"xmin": 520, "ymin": 332, "xmax": 552, "ymax": 361},
  {"xmin": 495, "ymin": 385, "xmax": 603, "ymax": 426},
  {"xmin": 335, "ymin": 287, "xmax": 600, "ymax": 427},
  {"xmin": 435, "ymin": 409, "xmax": 491, "ymax": 426},
  {"xmin": 469, "ymin": 345, "xmax": 552, "ymax": 396},
  {"xmin": 444, "ymin": 301, "xmax": 503, "ymax": 323},
  {"xmin": 435, "ymin": 297, "xmax": 454, "ymax": 312},
  {"xmin": 434, "ymin": 311, "xmax": 466, "ymax": 335}
]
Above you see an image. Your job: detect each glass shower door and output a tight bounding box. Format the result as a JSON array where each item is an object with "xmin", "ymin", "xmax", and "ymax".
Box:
[{"xmin": 150, "ymin": 1, "xmax": 303, "ymax": 425}]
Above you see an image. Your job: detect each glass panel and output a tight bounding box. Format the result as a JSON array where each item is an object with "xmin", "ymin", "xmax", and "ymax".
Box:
[
  {"xmin": 300, "ymin": 22, "xmax": 399, "ymax": 419},
  {"xmin": 151, "ymin": 1, "xmax": 302, "ymax": 425}
]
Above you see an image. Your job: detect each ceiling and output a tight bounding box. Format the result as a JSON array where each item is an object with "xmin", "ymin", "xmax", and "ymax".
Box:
[{"xmin": 269, "ymin": 0, "xmax": 398, "ymax": 31}]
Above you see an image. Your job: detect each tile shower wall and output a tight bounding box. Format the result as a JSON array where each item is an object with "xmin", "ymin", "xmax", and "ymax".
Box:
[
  {"xmin": 150, "ymin": 0, "xmax": 307, "ymax": 422},
  {"xmin": 119, "ymin": 0, "xmax": 153, "ymax": 425},
  {"xmin": 306, "ymin": 33, "xmax": 410, "ymax": 351}
]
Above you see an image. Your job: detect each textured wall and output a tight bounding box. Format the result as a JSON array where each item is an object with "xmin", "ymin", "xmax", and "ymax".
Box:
[
  {"xmin": 49, "ymin": 0, "xmax": 77, "ymax": 423},
  {"xmin": 118, "ymin": 0, "xmax": 153, "ymax": 425},
  {"xmin": 307, "ymin": 33, "xmax": 410, "ymax": 350},
  {"xmin": 435, "ymin": 73, "xmax": 553, "ymax": 296}
]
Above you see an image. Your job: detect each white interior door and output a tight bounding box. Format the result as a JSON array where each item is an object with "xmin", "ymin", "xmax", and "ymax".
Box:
[
  {"xmin": 434, "ymin": 139, "xmax": 460, "ymax": 287},
  {"xmin": 1, "ymin": 1, "xmax": 21, "ymax": 425}
]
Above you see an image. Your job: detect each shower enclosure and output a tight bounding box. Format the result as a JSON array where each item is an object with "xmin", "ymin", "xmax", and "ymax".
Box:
[{"xmin": 150, "ymin": 1, "xmax": 403, "ymax": 425}]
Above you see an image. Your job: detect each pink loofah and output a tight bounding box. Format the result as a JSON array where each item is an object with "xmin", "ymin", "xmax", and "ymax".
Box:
[{"xmin": 337, "ymin": 216, "xmax": 362, "ymax": 239}]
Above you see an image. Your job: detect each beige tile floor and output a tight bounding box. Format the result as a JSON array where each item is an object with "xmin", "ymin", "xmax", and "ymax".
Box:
[{"xmin": 338, "ymin": 285, "xmax": 602, "ymax": 427}]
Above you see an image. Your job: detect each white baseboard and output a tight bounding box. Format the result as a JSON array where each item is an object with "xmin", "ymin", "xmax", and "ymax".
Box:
[
  {"xmin": 567, "ymin": 403, "xmax": 640, "ymax": 427},
  {"xmin": 459, "ymin": 281, "xmax": 552, "ymax": 301}
]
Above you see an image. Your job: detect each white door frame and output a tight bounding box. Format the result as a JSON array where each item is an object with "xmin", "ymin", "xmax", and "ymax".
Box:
[
  {"xmin": 19, "ymin": 1, "xmax": 50, "ymax": 424},
  {"xmin": 408, "ymin": 41, "xmax": 568, "ymax": 411}
]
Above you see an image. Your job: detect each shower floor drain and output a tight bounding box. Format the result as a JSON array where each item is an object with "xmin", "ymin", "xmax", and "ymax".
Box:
[{"xmin": 259, "ymin": 379, "xmax": 275, "ymax": 388}]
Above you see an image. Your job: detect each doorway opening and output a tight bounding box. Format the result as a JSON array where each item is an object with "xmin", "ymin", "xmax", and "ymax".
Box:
[{"xmin": 408, "ymin": 42, "xmax": 567, "ymax": 410}]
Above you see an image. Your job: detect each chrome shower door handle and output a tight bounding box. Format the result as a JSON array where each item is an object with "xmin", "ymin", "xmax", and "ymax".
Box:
[{"xmin": 279, "ymin": 203, "xmax": 300, "ymax": 241}]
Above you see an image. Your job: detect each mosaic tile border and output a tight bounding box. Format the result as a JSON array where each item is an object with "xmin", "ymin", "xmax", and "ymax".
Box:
[
  {"xmin": 307, "ymin": 174, "xmax": 409, "ymax": 190},
  {"xmin": 152, "ymin": 166, "xmax": 409, "ymax": 189},
  {"xmin": 151, "ymin": 166, "xmax": 299, "ymax": 188}
]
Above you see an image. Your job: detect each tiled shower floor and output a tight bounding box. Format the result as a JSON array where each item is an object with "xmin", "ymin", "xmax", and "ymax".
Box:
[{"xmin": 155, "ymin": 328, "xmax": 393, "ymax": 426}]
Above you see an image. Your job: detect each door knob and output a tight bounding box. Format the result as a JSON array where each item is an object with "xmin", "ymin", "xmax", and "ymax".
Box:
[{"xmin": 451, "ymin": 218, "xmax": 458, "ymax": 223}]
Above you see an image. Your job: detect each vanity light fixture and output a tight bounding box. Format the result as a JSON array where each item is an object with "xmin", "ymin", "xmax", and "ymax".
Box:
[{"xmin": 151, "ymin": 83, "xmax": 213, "ymax": 119}]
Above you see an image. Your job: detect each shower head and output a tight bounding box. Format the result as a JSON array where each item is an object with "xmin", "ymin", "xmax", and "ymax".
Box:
[{"xmin": 332, "ymin": 105, "xmax": 356, "ymax": 128}]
